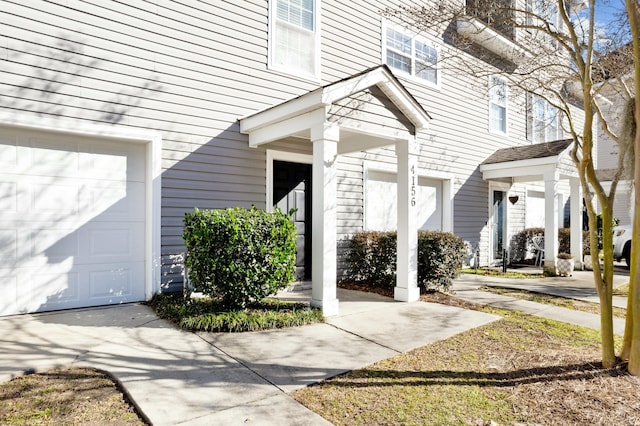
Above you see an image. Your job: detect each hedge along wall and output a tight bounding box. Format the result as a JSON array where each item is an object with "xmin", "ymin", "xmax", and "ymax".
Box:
[
  {"xmin": 344, "ymin": 231, "xmax": 466, "ymax": 292},
  {"xmin": 183, "ymin": 207, "xmax": 296, "ymax": 308}
]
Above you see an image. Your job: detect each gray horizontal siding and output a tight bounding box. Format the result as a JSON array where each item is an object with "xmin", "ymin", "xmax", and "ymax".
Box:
[{"xmin": 1, "ymin": 0, "xmax": 584, "ymax": 289}]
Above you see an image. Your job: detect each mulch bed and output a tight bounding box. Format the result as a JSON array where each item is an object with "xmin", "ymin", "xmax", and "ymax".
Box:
[{"xmin": 338, "ymin": 282, "xmax": 484, "ymax": 310}]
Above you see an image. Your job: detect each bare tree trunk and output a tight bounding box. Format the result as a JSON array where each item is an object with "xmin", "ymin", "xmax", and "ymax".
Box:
[{"xmin": 623, "ymin": 0, "xmax": 640, "ymax": 375}]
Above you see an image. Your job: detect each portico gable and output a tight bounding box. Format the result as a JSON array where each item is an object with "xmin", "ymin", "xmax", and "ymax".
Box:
[{"xmin": 240, "ymin": 65, "xmax": 431, "ymax": 316}]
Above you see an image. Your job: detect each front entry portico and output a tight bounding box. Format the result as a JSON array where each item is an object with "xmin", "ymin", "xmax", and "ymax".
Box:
[
  {"xmin": 240, "ymin": 66, "xmax": 431, "ymax": 316},
  {"xmin": 480, "ymin": 140, "xmax": 583, "ymax": 274}
]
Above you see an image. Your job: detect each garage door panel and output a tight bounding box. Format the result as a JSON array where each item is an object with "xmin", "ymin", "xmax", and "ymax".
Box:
[
  {"xmin": 0, "ymin": 276, "xmax": 18, "ymax": 317},
  {"xmin": 88, "ymin": 266, "xmax": 138, "ymax": 299},
  {"xmin": 0, "ymin": 127, "xmax": 147, "ymax": 316},
  {"xmin": 85, "ymin": 181, "xmax": 146, "ymax": 222},
  {"xmin": 0, "ymin": 177, "xmax": 143, "ymax": 224},
  {"xmin": 0, "ymin": 181, "xmax": 18, "ymax": 212},
  {"xmin": 6, "ymin": 256, "xmax": 144, "ymax": 314},
  {"xmin": 32, "ymin": 182, "xmax": 79, "ymax": 213},
  {"xmin": 31, "ymin": 269, "xmax": 81, "ymax": 305},
  {"xmin": 80, "ymin": 142, "xmax": 145, "ymax": 183},
  {"xmin": 30, "ymin": 138, "xmax": 79, "ymax": 172},
  {"xmin": 0, "ymin": 229, "xmax": 18, "ymax": 262},
  {"xmin": 31, "ymin": 229, "xmax": 79, "ymax": 262},
  {"xmin": 18, "ymin": 223, "xmax": 144, "ymax": 266},
  {"xmin": 87, "ymin": 226, "xmax": 144, "ymax": 261},
  {"xmin": 0, "ymin": 135, "xmax": 18, "ymax": 167},
  {"xmin": 0, "ymin": 133, "xmax": 144, "ymax": 182}
]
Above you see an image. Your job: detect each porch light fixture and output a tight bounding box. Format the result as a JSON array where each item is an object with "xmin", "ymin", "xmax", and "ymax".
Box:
[{"xmin": 508, "ymin": 195, "xmax": 519, "ymax": 205}]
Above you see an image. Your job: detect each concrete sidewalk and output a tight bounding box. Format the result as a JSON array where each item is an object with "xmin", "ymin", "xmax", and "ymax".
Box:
[
  {"xmin": 452, "ymin": 269, "xmax": 629, "ymax": 335},
  {"xmin": 0, "ymin": 288, "xmax": 500, "ymax": 426}
]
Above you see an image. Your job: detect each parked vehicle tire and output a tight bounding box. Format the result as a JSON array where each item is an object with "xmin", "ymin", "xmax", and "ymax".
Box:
[{"xmin": 624, "ymin": 242, "xmax": 631, "ymax": 267}]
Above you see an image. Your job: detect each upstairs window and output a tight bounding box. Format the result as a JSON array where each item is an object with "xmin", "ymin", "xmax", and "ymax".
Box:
[
  {"xmin": 489, "ymin": 76, "xmax": 507, "ymax": 134},
  {"xmin": 529, "ymin": 94, "xmax": 560, "ymax": 142},
  {"xmin": 270, "ymin": 0, "xmax": 319, "ymax": 79},
  {"xmin": 384, "ymin": 24, "xmax": 438, "ymax": 85}
]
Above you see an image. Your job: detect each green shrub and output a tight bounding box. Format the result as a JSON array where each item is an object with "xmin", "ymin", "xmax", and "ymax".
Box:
[
  {"xmin": 183, "ymin": 207, "xmax": 296, "ymax": 309},
  {"xmin": 345, "ymin": 231, "xmax": 398, "ymax": 288},
  {"xmin": 417, "ymin": 231, "xmax": 466, "ymax": 291},
  {"xmin": 509, "ymin": 227, "xmax": 591, "ymax": 263},
  {"xmin": 344, "ymin": 230, "xmax": 466, "ymax": 292}
]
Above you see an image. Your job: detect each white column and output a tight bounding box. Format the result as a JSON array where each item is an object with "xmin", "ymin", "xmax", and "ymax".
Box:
[
  {"xmin": 442, "ymin": 179, "xmax": 453, "ymax": 232},
  {"xmin": 570, "ymin": 177, "xmax": 583, "ymax": 269},
  {"xmin": 395, "ymin": 138, "xmax": 420, "ymax": 302},
  {"xmin": 310, "ymin": 123, "xmax": 340, "ymax": 316},
  {"xmin": 544, "ymin": 170, "xmax": 559, "ymax": 275}
]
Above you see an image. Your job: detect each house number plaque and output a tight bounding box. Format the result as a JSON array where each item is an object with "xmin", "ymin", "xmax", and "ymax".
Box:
[{"xmin": 410, "ymin": 165, "xmax": 416, "ymax": 207}]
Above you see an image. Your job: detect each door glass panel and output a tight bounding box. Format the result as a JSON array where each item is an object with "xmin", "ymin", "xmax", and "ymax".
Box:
[{"xmin": 493, "ymin": 190, "xmax": 505, "ymax": 260}]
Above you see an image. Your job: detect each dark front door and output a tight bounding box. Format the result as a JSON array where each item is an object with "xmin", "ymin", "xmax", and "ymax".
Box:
[{"xmin": 273, "ymin": 161, "xmax": 312, "ymax": 281}]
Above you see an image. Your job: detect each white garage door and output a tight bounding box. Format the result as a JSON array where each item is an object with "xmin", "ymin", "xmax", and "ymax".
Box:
[{"xmin": 0, "ymin": 127, "xmax": 146, "ymax": 316}]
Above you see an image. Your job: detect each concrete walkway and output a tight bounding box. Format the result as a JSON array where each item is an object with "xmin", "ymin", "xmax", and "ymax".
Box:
[
  {"xmin": 452, "ymin": 268, "xmax": 629, "ymax": 335},
  {"xmin": 0, "ymin": 288, "xmax": 499, "ymax": 426}
]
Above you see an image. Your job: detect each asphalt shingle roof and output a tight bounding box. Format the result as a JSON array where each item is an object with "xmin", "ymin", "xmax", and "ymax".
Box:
[{"xmin": 481, "ymin": 139, "xmax": 573, "ymax": 165}]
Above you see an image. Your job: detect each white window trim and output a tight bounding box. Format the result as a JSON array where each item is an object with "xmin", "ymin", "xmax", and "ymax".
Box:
[
  {"xmin": 381, "ymin": 21, "xmax": 441, "ymax": 89},
  {"xmin": 363, "ymin": 160, "xmax": 453, "ymax": 232},
  {"xmin": 266, "ymin": 150, "xmax": 313, "ymax": 213},
  {"xmin": 488, "ymin": 75, "xmax": 508, "ymax": 136},
  {"xmin": 268, "ymin": 0, "xmax": 321, "ymax": 81}
]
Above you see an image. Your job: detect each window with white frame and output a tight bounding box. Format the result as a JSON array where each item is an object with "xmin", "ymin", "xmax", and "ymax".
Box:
[
  {"xmin": 489, "ymin": 76, "xmax": 507, "ymax": 134},
  {"xmin": 529, "ymin": 93, "xmax": 560, "ymax": 142},
  {"xmin": 270, "ymin": 0, "xmax": 319, "ymax": 79},
  {"xmin": 384, "ymin": 24, "xmax": 438, "ymax": 85}
]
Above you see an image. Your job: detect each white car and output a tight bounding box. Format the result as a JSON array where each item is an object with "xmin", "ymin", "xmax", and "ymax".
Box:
[{"xmin": 613, "ymin": 225, "xmax": 632, "ymax": 266}]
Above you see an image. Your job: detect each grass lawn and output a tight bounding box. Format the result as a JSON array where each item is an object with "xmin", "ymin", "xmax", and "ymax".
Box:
[
  {"xmin": 479, "ymin": 286, "xmax": 628, "ymax": 318},
  {"xmin": 0, "ymin": 367, "xmax": 146, "ymax": 425},
  {"xmin": 294, "ymin": 292, "xmax": 640, "ymax": 426},
  {"xmin": 459, "ymin": 268, "xmax": 542, "ymax": 279}
]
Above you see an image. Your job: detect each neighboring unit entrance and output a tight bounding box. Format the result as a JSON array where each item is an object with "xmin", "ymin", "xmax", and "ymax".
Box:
[
  {"xmin": 0, "ymin": 127, "xmax": 147, "ymax": 316},
  {"xmin": 273, "ymin": 160, "xmax": 312, "ymax": 281}
]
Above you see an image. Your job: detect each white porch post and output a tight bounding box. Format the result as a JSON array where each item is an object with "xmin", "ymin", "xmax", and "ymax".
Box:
[
  {"xmin": 570, "ymin": 177, "xmax": 583, "ymax": 269},
  {"xmin": 394, "ymin": 138, "xmax": 420, "ymax": 302},
  {"xmin": 310, "ymin": 123, "xmax": 340, "ymax": 316},
  {"xmin": 544, "ymin": 170, "xmax": 559, "ymax": 274}
]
